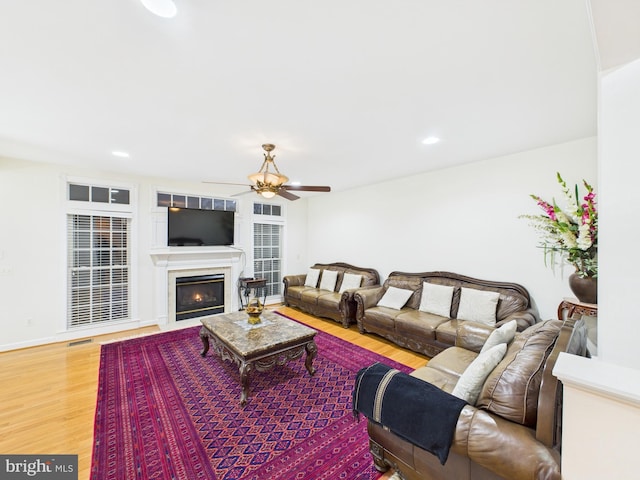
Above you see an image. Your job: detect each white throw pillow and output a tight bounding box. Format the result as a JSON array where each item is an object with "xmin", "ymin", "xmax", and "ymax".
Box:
[
  {"xmin": 456, "ymin": 288, "xmax": 500, "ymax": 326},
  {"xmin": 377, "ymin": 286, "xmax": 413, "ymax": 310},
  {"xmin": 319, "ymin": 269, "xmax": 339, "ymax": 292},
  {"xmin": 480, "ymin": 319, "xmax": 518, "ymax": 354},
  {"xmin": 339, "ymin": 273, "xmax": 363, "ymax": 293},
  {"xmin": 452, "ymin": 343, "xmax": 507, "ymax": 404},
  {"xmin": 304, "ymin": 268, "xmax": 321, "ymax": 288},
  {"xmin": 419, "ymin": 282, "xmax": 455, "ymax": 317}
]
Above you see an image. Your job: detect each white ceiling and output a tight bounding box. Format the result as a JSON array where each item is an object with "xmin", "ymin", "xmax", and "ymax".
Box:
[{"xmin": 0, "ymin": 0, "xmax": 599, "ymax": 195}]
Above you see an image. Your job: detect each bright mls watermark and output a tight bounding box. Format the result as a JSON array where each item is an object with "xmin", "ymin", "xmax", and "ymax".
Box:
[{"xmin": 0, "ymin": 455, "xmax": 77, "ymax": 479}]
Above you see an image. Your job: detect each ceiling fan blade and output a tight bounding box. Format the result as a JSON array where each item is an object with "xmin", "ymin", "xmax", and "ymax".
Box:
[
  {"xmin": 282, "ymin": 185, "xmax": 331, "ymax": 192},
  {"xmin": 202, "ymin": 181, "xmax": 252, "ymax": 187},
  {"xmin": 277, "ymin": 189, "xmax": 300, "ymax": 201},
  {"xmin": 231, "ymin": 190, "xmax": 255, "ymax": 198}
]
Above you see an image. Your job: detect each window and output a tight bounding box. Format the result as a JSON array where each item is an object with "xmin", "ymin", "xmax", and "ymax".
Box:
[
  {"xmin": 253, "ymin": 203, "xmax": 282, "ymax": 216},
  {"xmin": 69, "ymin": 183, "xmax": 130, "ymax": 205},
  {"xmin": 67, "ymin": 214, "xmax": 130, "ymax": 328},
  {"xmin": 157, "ymin": 192, "xmax": 236, "ymax": 211},
  {"xmin": 253, "ymin": 223, "xmax": 283, "ymax": 297}
]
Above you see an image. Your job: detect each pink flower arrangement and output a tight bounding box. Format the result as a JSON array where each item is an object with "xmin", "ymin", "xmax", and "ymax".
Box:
[{"xmin": 522, "ymin": 173, "xmax": 598, "ymax": 278}]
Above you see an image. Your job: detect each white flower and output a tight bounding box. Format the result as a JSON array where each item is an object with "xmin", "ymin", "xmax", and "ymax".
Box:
[{"xmin": 577, "ymin": 222, "xmax": 593, "ymax": 250}]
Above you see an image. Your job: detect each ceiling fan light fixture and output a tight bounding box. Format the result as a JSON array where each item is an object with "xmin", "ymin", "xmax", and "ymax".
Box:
[{"xmin": 260, "ymin": 190, "xmax": 277, "ymax": 199}]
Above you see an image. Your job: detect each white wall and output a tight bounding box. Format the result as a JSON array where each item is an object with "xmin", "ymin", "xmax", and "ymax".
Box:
[
  {"xmin": 598, "ymin": 57, "xmax": 640, "ymax": 368},
  {"xmin": 541, "ymin": 34, "xmax": 640, "ymax": 479},
  {"xmin": 305, "ymin": 137, "xmax": 597, "ymax": 319},
  {"xmin": 0, "ymin": 157, "xmax": 307, "ymax": 350}
]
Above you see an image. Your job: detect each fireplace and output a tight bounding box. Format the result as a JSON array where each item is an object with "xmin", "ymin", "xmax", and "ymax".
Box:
[{"xmin": 175, "ymin": 273, "xmax": 224, "ymax": 321}]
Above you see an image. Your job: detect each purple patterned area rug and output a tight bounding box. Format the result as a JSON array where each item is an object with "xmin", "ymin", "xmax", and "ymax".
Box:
[{"xmin": 91, "ymin": 312, "xmax": 411, "ymax": 480}]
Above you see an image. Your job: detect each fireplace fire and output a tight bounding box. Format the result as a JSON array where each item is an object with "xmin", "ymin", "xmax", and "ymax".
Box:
[{"xmin": 175, "ymin": 274, "xmax": 224, "ymax": 321}]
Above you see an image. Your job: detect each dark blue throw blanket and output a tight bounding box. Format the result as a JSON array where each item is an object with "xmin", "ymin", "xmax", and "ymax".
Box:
[{"xmin": 352, "ymin": 362, "xmax": 467, "ymax": 465}]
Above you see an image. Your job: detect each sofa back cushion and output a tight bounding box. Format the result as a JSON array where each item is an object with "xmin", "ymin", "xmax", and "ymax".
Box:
[{"xmin": 476, "ymin": 319, "xmax": 562, "ymax": 427}]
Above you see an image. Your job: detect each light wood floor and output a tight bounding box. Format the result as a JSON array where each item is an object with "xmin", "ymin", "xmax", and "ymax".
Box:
[{"xmin": 0, "ymin": 306, "xmax": 428, "ymax": 480}]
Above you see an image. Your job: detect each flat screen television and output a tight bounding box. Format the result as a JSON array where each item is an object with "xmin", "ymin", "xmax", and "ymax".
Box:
[{"xmin": 167, "ymin": 207, "xmax": 235, "ymax": 246}]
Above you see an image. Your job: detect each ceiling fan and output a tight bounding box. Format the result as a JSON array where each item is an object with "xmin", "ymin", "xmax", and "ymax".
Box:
[{"xmin": 205, "ymin": 144, "xmax": 331, "ymax": 201}]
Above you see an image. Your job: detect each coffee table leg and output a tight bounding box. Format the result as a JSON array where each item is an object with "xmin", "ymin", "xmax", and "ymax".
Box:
[
  {"xmin": 240, "ymin": 362, "xmax": 250, "ymax": 406},
  {"xmin": 305, "ymin": 340, "xmax": 317, "ymax": 376},
  {"xmin": 199, "ymin": 328, "xmax": 210, "ymax": 357}
]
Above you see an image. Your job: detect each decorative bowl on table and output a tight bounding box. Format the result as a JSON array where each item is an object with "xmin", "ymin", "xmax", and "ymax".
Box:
[{"xmin": 246, "ymin": 300, "xmax": 264, "ymax": 324}]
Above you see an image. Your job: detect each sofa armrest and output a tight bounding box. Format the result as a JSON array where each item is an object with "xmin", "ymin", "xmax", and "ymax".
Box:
[
  {"xmin": 453, "ymin": 406, "xmax": 561, "ymax": 480},
  {"xmin": 354, "ymin": 286, "xmax": 385, "ymax": 315},
  {"xmin": 283, "ymin": 274, "xmax": 306, "ymax": 290},
  {"xmin": 454, "ymin": 321, "xmax": 494, "ymax": 353},
  {"xmin": 498, "ymin": 308, "xmax": 538, "ymax": 331}
]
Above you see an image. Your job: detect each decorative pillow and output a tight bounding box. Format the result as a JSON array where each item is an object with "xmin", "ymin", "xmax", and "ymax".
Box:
[
  {"xmin": 319, "ymin": 269, "xmax": 339, "ymax": 292},
  {"xmin": 304, "ymin": 268, "xmax": 321, "ymax": 288},
  {"xmin": 480, "ymin": 319, "xmax": 518, "ymax": 354},
  {"xmin": 377, "ymin": 286, "xmax": 414, "ymax": 310},
  {"xmin": 339, "ymin": 273, "xmax": 362, "ymax": 293},
  {"xmin": 451, "ymin": 343, "xmax": 507, "ymax": 404},
  {"xmin": 456, "ymin": 288, "xmax": 500, "ymax": 326},
  {"xmin": 419, "ymin": 282, "xmax": 455, "ymax": 317}
]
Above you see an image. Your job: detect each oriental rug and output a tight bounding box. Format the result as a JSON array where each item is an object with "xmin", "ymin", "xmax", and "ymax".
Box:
[{"xmin": 90, "ymin": 312, "xmax": 411, "ymax": 480}]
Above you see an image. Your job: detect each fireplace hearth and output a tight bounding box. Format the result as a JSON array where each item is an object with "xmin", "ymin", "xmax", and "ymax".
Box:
[{"xmin": 175, "ymin": 274, "xmax": 224, "ymax": 321}]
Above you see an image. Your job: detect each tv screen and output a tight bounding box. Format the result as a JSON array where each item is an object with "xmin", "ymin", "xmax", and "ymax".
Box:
[{"xmin": 168, "ymin": 207, "xmax": 235, "ymax": 246}]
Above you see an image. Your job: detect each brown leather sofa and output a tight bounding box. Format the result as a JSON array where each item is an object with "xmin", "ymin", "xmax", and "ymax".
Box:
[
  {"xmin": 367, "ymin": 317, "xmax": 588, "ymax": 480},
  {"xmin": 283, "ymin": 262, "xmax": 380, "ymax": 327},
  {"xmin": 354, "ymin": 271, "xmax": 538, "ymax": 357}
]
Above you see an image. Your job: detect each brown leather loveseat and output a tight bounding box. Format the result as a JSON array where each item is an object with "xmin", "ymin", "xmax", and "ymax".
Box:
[
  {"xmin": 354, "ymin": 271, "xmax": 538, "ymax": 357},
  {"xmin": 283, "ymin": 262, "xmax": 380, "ymax": 327},
  {"xmin": 366, "ymin": 317, "xmax": 588, "ymax": 480}
]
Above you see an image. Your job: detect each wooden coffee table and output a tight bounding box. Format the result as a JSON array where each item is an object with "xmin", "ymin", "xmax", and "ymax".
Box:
[{"xmin": 199, "ymin": 310, "xmax": 318, "ymax": 406}]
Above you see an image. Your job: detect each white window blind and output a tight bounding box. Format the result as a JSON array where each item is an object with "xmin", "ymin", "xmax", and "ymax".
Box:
[
  {"xmin": 253, "ymin": 223, "xmax": 282, "ymax": 297},
  {"xmin": 67, "ymin": 214, "xmax": 130, "ymax": 328}
]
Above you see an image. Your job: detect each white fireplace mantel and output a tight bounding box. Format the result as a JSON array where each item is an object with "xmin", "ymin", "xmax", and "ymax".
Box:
[
  {"xmin": 150, "ymin": 246, "xmax": 245, "ymax": 266},
  {"xmin": 150, "ymin": 246, "xmax": 245, "ymax": 326}
]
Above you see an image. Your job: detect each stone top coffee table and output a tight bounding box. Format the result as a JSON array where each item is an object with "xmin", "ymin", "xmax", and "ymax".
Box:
[{"xmin": 199, "ymin": 310, "xmax": 318, "ymax": 406}]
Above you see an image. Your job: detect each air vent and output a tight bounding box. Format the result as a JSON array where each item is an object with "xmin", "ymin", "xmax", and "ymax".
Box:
[{"xmin": 68, "ymin": 338, "xmax": 93, "ymax": 347}]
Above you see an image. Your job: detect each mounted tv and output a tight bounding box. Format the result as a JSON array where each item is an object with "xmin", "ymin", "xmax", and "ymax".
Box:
[{"xmin": 168, "ymin": 207, "xmax": 235, "ymax": 246}]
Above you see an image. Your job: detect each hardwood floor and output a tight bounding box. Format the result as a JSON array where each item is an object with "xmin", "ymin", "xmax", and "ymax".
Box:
[{"xmin": 0, "ymin": 306, "xmax": 428, "ymax": 480}]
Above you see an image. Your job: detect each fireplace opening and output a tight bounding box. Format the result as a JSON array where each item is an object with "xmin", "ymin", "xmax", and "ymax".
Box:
[{"xmin": 175, "ymin": 274, "xmax": 224, "ymax": 321}]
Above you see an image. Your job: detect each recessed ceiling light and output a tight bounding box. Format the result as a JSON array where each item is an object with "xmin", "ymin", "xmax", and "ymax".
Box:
[
  {"xmin": 111, "ymin": 151, "xmax": 130, "ymax": 158},
  {"xmin": 290, "ymin": 181, "xmax": 302, "ymax": 186},
  {"xmin": 140, "ymin": 0, "xmax": 177, "ymax": 18},
  {"xmin": 422, "ymin": 136, "xmax": 440, "ymax": 145}
]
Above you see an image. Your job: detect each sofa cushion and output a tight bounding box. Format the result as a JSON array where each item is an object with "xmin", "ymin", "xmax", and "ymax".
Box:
[
  {"xmin": 319, "ymin": 269, "xmax": 338, "ymax": 292},
  {"xmin": 339, "ymin": 273, "xmax": 362, "ymax": 293},
  {"xmin": 480, "ymin": 319, "xmax": 518, "ymax": 354},
  {"xmin": 317, "ymin": 292, "xmax": 342, "ymax": 310},
  {"xmin": 451, "ymin": 343, "xmax": 507, "ymax": 404},
  {"xmin": 285, "ymin": 285, "xmax": 311, "ymax": 300},
  {"xmin": 410, "ymin": 367, "xmax": 460, "ymax": 392},
  {"xmin": 420, "ymin": 346, "xmax": 478, "ymax": 384},
  {"xmin": 419, "ymin": 282, "xmax": 455, "ymax": 317},
  {"xmin": 300, "ymin": 288, "xmax": 325, "ymax": 305},
  {"xmin": 477, "ymin": 319, "xmax": 562, "ymax": 427},
  {"xmin": 304, "ymin": 268, "xmax": 321, "ymax": 287},
  {"xmin": 456, "ymin": 287, "xmax": 500, "ymax": 326},
  {"xmin": 378, "ymin": 286, "xmax": 414, "ymax": 310},
  {"xmin": 395, "ymin": 310, "xmax": 447, "ymax": 340},
  {"xmin": 435, "ymin": 320, "xmax": 458, "ymax": 346}
]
